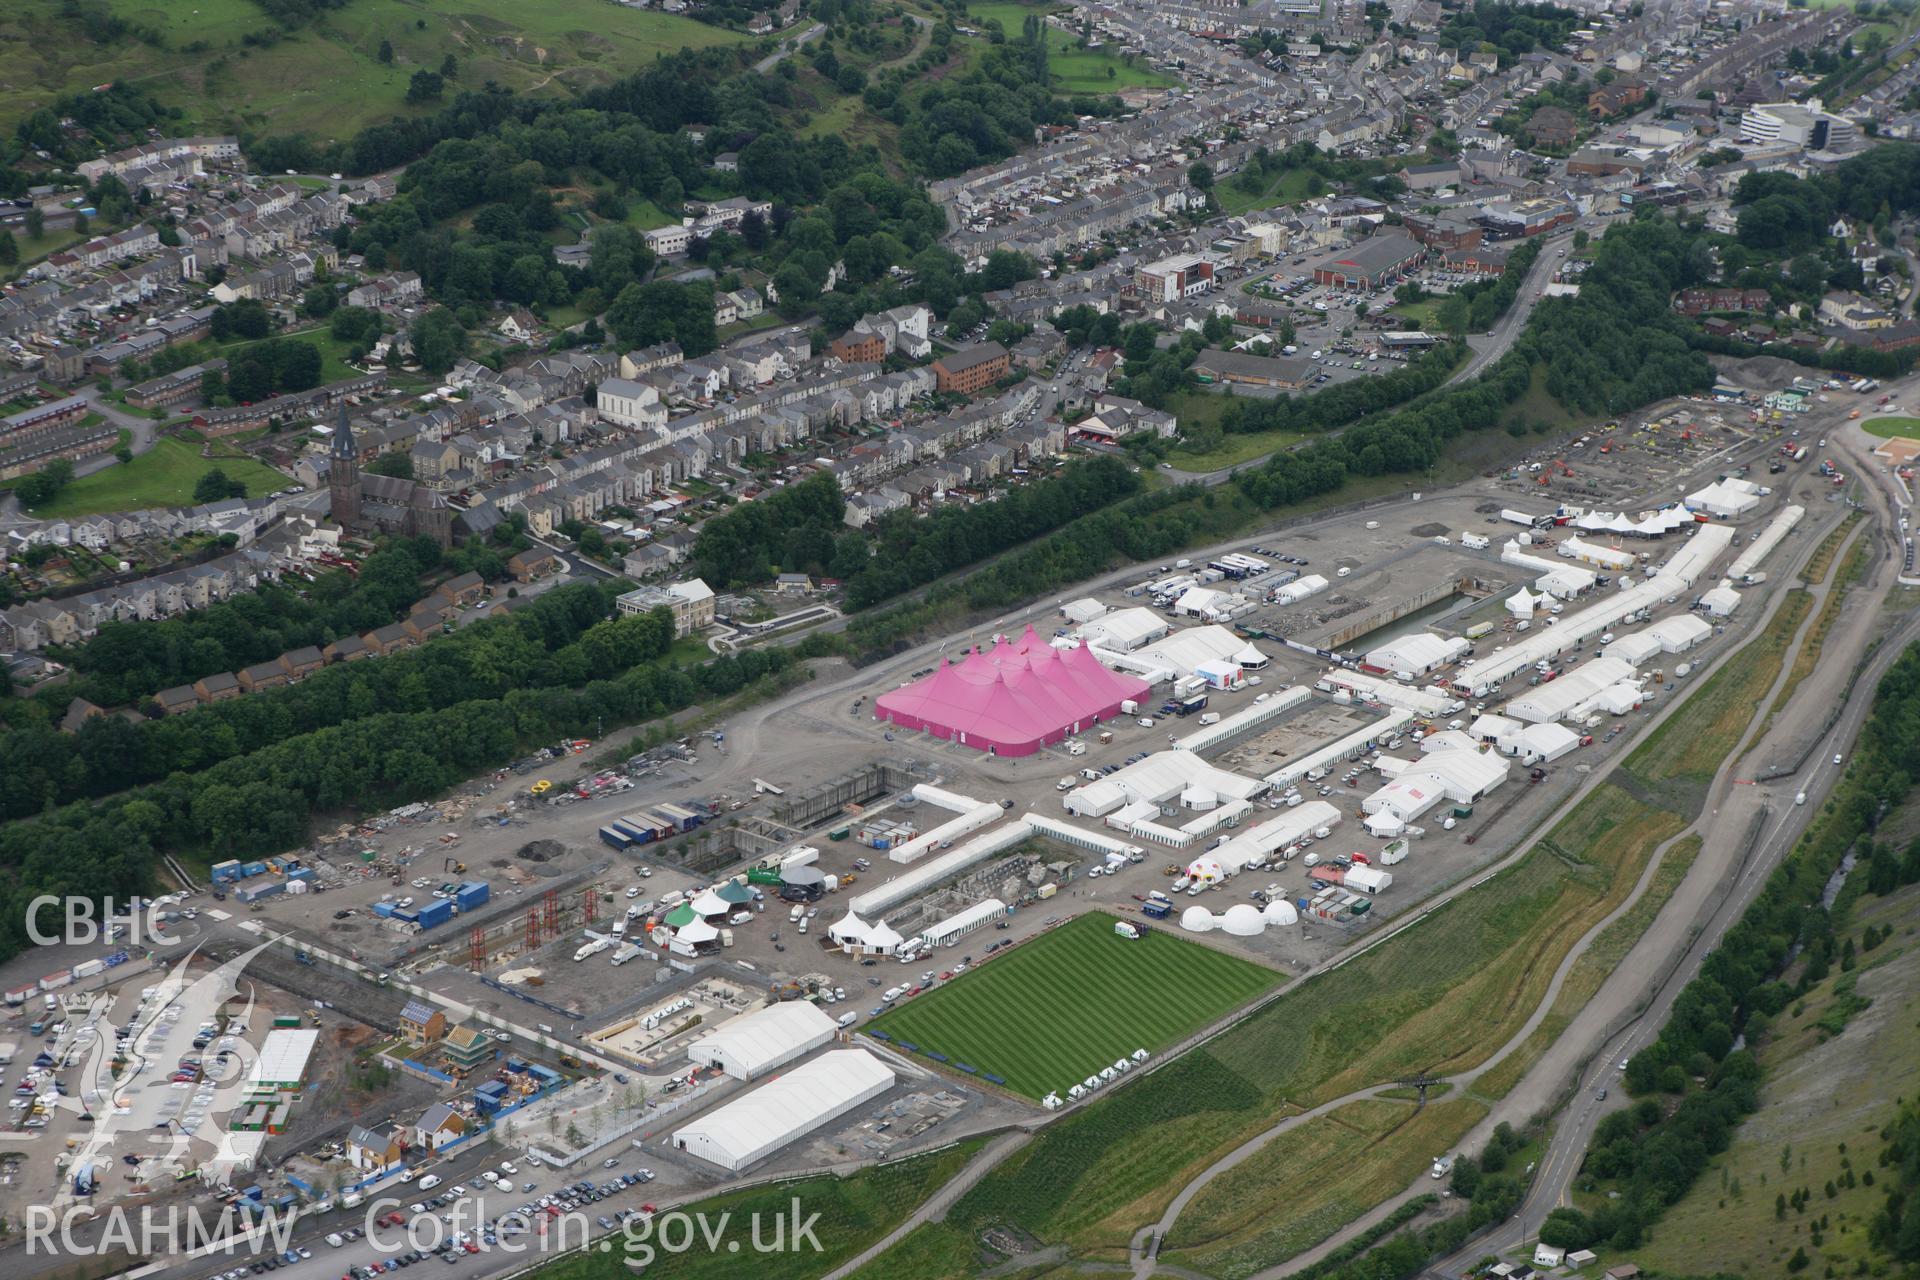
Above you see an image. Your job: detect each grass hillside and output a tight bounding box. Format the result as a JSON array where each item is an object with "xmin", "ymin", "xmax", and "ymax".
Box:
[{"xmin": 0, "ymin": 0, "xmax": 751, "ymax": 141}]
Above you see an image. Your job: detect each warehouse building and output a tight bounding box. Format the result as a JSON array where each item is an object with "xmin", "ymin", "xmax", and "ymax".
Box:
[
  {"xmin": 1077, "ymin": 606, "xmax": 1170, "ymax": 651},
  {"xmin": 248, "ymin": 1029, "xmax": 320, "ymax": 1092},
  {"xmin": 1362, "ymin": 632, "xmax": 1470, "ymax": 676},
  {"xmin": 1503, "ymin": 656, "xmax": 1636, "ymax": 723},
  {"xmin": 1192, "ymin": 348, "xmax": 1315, "ymax": 389},
  {"xmin": 1311, "ymin": 233, "xmax": 1425, "ymax": 288},
  {"xmin": 671, "ymin": 1050, "xmax": 896, "ymax": 1171},
  {"xmin": 687, "ymin": 1001, "xmax": 838, "ymax": 1081}
]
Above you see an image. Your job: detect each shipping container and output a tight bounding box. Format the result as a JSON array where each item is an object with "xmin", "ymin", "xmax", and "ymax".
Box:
[
  {"xmin": 212, "ymin": 860, "xmax": 243, "ymax": 883},
  {"xmin": 598, "ymin": 826, "xmax": 634, "ymax": 851},
  {"xmin": 828, "ymin": 825, "xmax": 851, "ymax": 841},
  {"xmin": 72, "ymin": 959, "xmax": 105, "ymax": 980},
  {"xmin": 416, "ymin": 899, "xmax": 455, "ymax": 929},
  {"xmin": 455, "ymin": 881, "xmax": 490, "ymax": 911}
]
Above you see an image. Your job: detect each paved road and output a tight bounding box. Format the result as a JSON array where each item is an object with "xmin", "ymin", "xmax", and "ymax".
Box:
[
  {"xmin": 751, "ymin": 22, "xmax": 826, "ymax": 72},
  {"xmin": 1446, "ymin": 231, "xmax": 1575, "ymax": 386}
]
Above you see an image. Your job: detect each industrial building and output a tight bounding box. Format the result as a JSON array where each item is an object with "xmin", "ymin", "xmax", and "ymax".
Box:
[
  {"xmin": 247, "ymin": 1028, "xmax": 320, "ymax": 1091},
  {"xmin": 670, "ymin": 1050, "xmax": 896, "ymax": 1172},
  {"xmin": 1454, "ymin": 526, "xmax": 1733, "ymax": 696},
  {"xmin": 1064, "ymin": 751, "xmax": 1267, "ymax": 818},
  {"xmin": 1685, "ymin": 477, "xmax": 1764, "ymax": 518},
  {"xmin": 687, "ymin": 1001, "xmax": 838, "ymax": 1081},
  {"xmin": 918, "ymin": 898, "xmax": 1009, "ymax": 949},
  {"xmin": 1101, "ymin": 624, "xmax": 1265, "ymax": 683},
  {"xmin": 873, "ymin": 625, "xmax": 1150, "ymax": 756}
]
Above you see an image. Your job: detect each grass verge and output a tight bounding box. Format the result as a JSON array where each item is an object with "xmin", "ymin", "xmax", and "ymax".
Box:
[
  {"xmin": 1625, "ymin": 591, "xmax": 1811, "ymax": 792},
  {"xmin": 1767, "ymin": 534, "xmax": 1868, "ymax": 727},
  {"xmin": 1472, "ymin": 834, "xmax": 1703, "ymax": 1101},
  {"xmin": 1163, "ymin": 1097, "xmax": 1488, "ymax": 1278}
]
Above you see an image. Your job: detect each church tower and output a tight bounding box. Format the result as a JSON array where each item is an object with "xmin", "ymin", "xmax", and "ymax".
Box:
[{"xmin": 328, "ymin": 402, "xmax": 361, "ymax": 535}]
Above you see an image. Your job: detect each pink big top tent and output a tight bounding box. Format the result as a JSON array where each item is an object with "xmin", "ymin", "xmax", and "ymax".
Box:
[{"xmin": 873, "ymin": 625, "xmax": 1152, "ymax": 757}]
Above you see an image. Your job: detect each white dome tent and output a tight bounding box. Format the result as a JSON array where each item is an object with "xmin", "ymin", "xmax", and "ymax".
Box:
[
  {"xmin": 1180, "ymin": 906, "xmax": 1216, "ymax": 933},
  {"xmin": 1221, "ymin": 904, "xmax": 1264, "ymax": 937},
  {"xmin": 1263, "ymin": 899, "xmax": 1300, "ymax": 926}
]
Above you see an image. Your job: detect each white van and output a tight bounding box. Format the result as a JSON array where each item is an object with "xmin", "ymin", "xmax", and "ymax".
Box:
[
  {"xmin": 837, "ymin": 1011, "xmax": 858, "ymax": 1029},
  {"xmin": 789, "ymin": 904, "xmax": 804, "ymax": 923},
  {"xmin": 418, "ymin": 1174, "xmax": 442, "ymax": 1191}
]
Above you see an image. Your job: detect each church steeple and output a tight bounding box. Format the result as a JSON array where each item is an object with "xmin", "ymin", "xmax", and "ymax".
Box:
[
  {"xmin": 330, "ymin": 401, "xmax": 357, "ymax": 459},
  {"xmin": 329, "ymin": 401, "xmax": 361, "ymax": 533}
]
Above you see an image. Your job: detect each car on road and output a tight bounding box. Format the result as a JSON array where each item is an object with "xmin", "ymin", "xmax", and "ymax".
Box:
[{"xmin": 1834, "ymin": 753, "xmax": 1844, "ymax": 765}]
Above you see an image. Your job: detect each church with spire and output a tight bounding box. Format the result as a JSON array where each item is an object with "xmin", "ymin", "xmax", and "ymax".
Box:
[{"xmin": 327, "ymin": 404, "xmax": 454, "ymax": 547}]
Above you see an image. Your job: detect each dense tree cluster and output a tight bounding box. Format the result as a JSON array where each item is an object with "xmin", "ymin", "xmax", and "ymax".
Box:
[
  {"xmin": 207, "ymin": 336, "xmax": 323, "ymax": 403},
  {"xmin": 248, "ymin": 0, "xmax": 350, "ymax": 29},
  {"xmin": 691, "ymin": 472, "xmax": 847, "ymax": 587},
  {"xmin": 1434, "ymin": 0, "xmax": 1583, "ymax": 63},
  {"xmin": 1572, "ymin": 643, "xmax": 1920, "ymax": 1251}
]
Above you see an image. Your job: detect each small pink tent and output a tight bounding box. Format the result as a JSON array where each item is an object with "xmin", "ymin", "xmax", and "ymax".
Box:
[{"xmin": 874, "ymin": 625, "xmax": 1151, "ymax": 756}]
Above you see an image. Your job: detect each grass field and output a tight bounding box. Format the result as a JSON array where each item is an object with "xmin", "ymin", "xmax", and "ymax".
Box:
[
  {"xmin": 0, "ymin": 0, "xmax": 751, "ymax": 141},
  {"xmin": 846, "ymin": 1219, "xmax": 979, "ymax": 1280},
  {"xmin": 1166, "ymin": 427, "xmax": 1306, "ymax": 472},
  {"xmin": 24, "ymin": 436, "xmax": 288, "ymax": 519},
  {"xmin": 868, "ymin": 912, "xmax": 1280, "ymax": 1100},
  {"xmin": 1630, "ymin": 880, "xmax": 1920, "ymax": 1277},
  {"xmin": 1164, "ymin": 1097, "xmax": 1487, "ymax": 1279},
  {"xmin": 964, "ymin": 1, "xmax": 1177, "ymax": 95},
  {"xmin": 526, "ymin": 1139, "xmax": 984, "ymax": 1280},
  {"xmin": 1214, "ymin": 167, "xmax": 1323, "ymax": 217},
  {"xmin": 1861, "ymin": 415, "xmax": 1920, "ymax": 438}
]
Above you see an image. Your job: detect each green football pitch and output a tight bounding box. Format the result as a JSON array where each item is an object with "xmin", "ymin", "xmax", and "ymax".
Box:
[{"xmin": 867, "ymin": 911, "xmax": 1281, "ymax": 1099}]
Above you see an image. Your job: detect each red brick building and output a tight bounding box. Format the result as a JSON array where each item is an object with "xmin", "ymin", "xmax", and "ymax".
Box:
[
  {"xmin": 830, "ymin": 330, "xmax": 888, "ymax": 363},
  {"xmin": 932, "ymin": 342, "xmax": 1010, "ymax": 396}
]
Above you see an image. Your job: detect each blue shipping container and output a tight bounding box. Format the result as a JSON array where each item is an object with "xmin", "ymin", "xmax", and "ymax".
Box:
[
  {"xmin": 455, "ymin": 882, "xmax": 489, "ymax": 910},
  {"xmin": 242, "ymin": 861, "xmax": 268, "ymax": 878},
  {"xmin": 598, "ymin": 826, "xmax": 633, "ymax": 851},
  {"xmin": 416, "ymin": 900, "xmax": 453, "ymax": 928},
  {"xmin": 372, "ymin": 902, "xmax": 396, "ymax": 918},
  {"xmin": 212, "ymin": 860, "xmax": 242, "ymax": 883},
  {"xmin": 287, "ymin": 867, "xmax": 316, "ymax": 883}
]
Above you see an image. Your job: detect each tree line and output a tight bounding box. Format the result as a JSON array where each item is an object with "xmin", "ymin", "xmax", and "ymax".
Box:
[
  {"xmin": 0, "ymin": 621, "xmax": 819, "ymax": 962},
  {"xmin": 9, "ymin": 540, "xmax": 452, "ymax": 716},
  {"xmin": 0, "ymin": 579, "xmax": 645, "ymax": 822}
]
